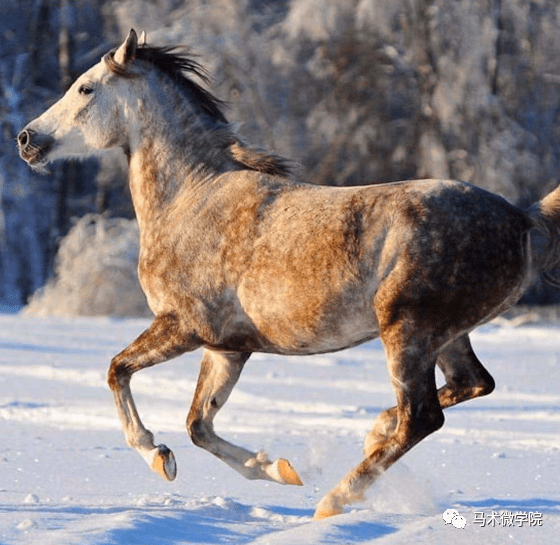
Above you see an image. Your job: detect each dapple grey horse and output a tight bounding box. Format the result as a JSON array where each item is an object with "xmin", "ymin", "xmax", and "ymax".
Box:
[{"xmin": 18, "ymin": 30, "xmax": 560, "ymax": 519}]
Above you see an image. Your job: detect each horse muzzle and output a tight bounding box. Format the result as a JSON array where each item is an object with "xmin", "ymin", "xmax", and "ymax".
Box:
[{"xmin": 17, "ymin": 128, "xmax": 55, "ymax": 166}]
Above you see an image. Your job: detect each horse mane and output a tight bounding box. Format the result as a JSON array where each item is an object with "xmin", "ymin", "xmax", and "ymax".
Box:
[
  {"xmin": 104, "ymin": 44, "xmax": 227, "ymax": 124},
  {"xmin": 104, "ymin": 43, "xmax": 292, "ymax": 178},
  {"xmin": 229, "ymin": 141, "xmax": 293, "ymax": 178}
]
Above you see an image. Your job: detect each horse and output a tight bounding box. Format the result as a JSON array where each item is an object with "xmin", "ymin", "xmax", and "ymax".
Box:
[{"xmin": 18, "ymin": 29, "xmax": 560, "ymax": 519}]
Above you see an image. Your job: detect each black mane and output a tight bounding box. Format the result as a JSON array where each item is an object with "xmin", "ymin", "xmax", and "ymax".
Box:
[{"xmin": 104, "ymin": 44, "xmax": 227, "ymax": 124}]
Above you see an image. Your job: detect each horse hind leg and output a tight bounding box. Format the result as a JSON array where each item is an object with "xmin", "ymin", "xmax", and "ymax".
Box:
[
  {"xmin": 363, "ymin": 334, "xmax": 494, "ymax": 457},
  {"xmin": 314, "ymin": 330, "xmax": 444, "ymax": 519},
  {"xmin": 436, "ymin": 334, "xmax": 495, "ymax": 407},
  {"xmin": 107, "ymin": 313, "xmax": 195, "ymax": 481},
  {"xmin": 186, "ymin": 349, "xmax": 303, "ymax": 486}
]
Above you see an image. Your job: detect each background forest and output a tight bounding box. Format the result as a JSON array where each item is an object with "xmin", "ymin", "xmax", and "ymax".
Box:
[{"xmin": 2, "ymin": 0, "xmax": 560, "ymax": 315}]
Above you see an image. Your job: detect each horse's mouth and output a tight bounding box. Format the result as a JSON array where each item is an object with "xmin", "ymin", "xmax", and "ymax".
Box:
[{"xmin": 19, "ymin": 147, "xmax": 46, "ymax": 165}]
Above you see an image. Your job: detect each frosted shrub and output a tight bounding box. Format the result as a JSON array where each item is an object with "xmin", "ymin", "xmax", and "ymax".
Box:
[
  {"xmin": 24, "ymin": 214, "xmax": 150, "ymax": 317},
  {"xmin": 283, "ymin": 0, "xmax": 353, "ymax": 42}
]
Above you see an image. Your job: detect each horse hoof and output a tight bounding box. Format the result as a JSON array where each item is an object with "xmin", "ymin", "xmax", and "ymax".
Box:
[
  {"xmin": 149, "ymin": 444, "xmax": 177, "ymax": 481},
  {"xmin": 313, "ymin": 499, "xmax": 343, "ymax": 520},
  {"xmin": 266, "ymin": 458, "xmax": 303, "ymax": 486},
  {"xmin": 277, "ymin": 458, "xmax": 303, "ymax": 486}
]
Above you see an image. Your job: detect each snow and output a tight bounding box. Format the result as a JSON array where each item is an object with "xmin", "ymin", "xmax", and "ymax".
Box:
[{"xmin": 0, "ymin": 314, "xmax": 559, "ymax": 544}]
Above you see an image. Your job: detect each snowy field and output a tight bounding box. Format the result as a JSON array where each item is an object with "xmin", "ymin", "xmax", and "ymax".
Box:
[{"xmin": 0, "ymin": 313, "xmax": 559, "ymax": 544}]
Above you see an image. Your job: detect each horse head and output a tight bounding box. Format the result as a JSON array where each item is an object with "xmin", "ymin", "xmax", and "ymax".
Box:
[{"xmin": 18, "ymin": 30, "xmax": 140, "ymax": 169}]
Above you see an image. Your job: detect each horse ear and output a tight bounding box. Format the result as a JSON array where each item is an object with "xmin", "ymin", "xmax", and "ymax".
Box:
[
  {"xmin": 114, "ymin": 29, "xmax": 138, "ymax": 66},
  {"xmin": 139, "ymin": 31, "xmax": 147, "ymax": 46}
]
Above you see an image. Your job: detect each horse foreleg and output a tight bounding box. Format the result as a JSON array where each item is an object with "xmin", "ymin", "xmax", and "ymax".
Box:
[
  {"xmin": 186, "ymin": 349, "xmax": 303, "ymax": 486},
  {"xmin": 314, "ymin": 331, "xmax": 444, "ymax": 520},
  {"xmin": 364, "ymin": 334, "xmax": 494, "ymax": 456},
  {"xmin": 107, "ymin": 313, "xmax": 195, "ymax": 481}
]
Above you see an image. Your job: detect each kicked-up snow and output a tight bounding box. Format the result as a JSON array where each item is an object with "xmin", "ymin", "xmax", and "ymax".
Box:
[{"xmin": 0, "ymin": 314, "xmax": 559, "ymax": 544}]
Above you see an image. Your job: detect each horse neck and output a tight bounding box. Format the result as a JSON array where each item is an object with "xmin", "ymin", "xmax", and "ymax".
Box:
[{"xmin": 126, "ymin": 81, "xmax": 234, "ymax": 234}]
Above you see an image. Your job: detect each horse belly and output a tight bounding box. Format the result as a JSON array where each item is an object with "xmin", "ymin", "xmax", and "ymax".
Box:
[
  {"xmin": 240, "ymin": 283, "xmax": 379, "ymax": 355},
  {"xmin": 305, "ymin": 311, "xmax": 379, "ymax": 354}
]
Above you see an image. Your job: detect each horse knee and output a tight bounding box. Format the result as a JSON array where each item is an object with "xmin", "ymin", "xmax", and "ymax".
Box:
[{"xmin": 107, "ymin": 356, "xmax": 130, "ymax": 391}]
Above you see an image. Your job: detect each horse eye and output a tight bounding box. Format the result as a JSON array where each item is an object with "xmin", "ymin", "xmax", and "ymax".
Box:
[{"xmin": 78, "ymin": 84, "xmax": 94, "ymax": 96}]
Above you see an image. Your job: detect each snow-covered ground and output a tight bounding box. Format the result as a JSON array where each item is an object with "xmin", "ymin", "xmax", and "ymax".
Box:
[{"xmin": 0, "ymin": 314, "xmax": 559, "ymax": 544}]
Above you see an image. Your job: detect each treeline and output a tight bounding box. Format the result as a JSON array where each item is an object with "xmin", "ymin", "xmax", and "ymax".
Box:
[{"xmin": 2, "ymin": 0, "xmax": 560, "ymax": 313}]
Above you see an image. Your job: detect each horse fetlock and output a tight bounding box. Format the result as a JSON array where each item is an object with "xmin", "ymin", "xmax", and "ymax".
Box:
[
  {"xmin": 125, "ymin": 426, "xmax": 154, "ymax": 448},
  {"xmin": 313, "ymin": 494, "xmax": 345, "ymax": 520},
  {"xmin": 243, "ymin": 451, "xmax": 303, "ymax": 485},
  {"xmin": 143, "ymin": 444, "xmax": 177, "ymax": 481}
]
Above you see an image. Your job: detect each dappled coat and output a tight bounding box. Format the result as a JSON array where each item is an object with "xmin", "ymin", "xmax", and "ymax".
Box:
[{"xmin": 17, "ymin": 30, "xmax": 560, "ymax": 519}]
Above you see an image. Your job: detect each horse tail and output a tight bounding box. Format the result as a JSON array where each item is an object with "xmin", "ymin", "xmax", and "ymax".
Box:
[{"xmin": 528, "ymin": 186, "xmax": 560, "ymax": 287}]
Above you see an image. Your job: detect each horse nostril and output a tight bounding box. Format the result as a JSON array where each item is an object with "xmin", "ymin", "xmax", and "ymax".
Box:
[{"xmin": 18, "ymin": 129, "xmax": 30, "ymax": 147}]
